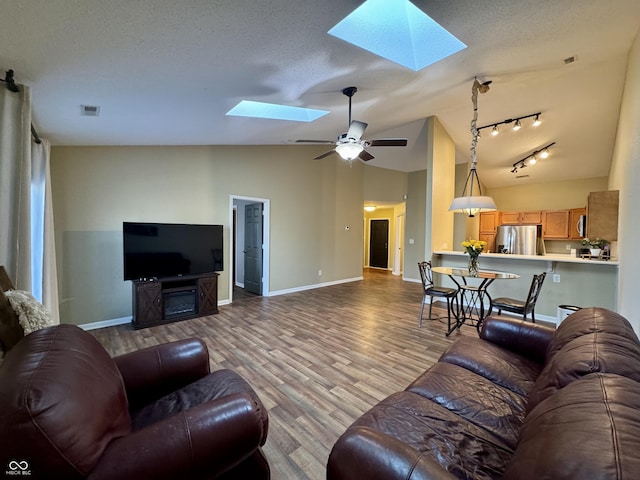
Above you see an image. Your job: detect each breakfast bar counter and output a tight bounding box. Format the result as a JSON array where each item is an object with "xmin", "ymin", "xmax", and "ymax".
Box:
[{"xmin": 432, "ymin": 251, "xmax": 618, "ymax": 324}]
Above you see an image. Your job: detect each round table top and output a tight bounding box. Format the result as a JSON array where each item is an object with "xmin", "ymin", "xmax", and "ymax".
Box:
[{"xmin": 431, "ymin": 266, "xmax": 520, "ymax": 280}]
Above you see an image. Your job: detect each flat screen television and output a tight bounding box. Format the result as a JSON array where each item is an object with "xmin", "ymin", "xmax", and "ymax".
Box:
[{"xmin": 123, "ymin": 222, "xmax": 223, "ymax": 281}]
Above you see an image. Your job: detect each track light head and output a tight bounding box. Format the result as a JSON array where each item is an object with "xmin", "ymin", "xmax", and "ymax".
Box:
[
  {"xmin": 528, "ymin": 156, "xmax": 537, "ymax": 165},
  {"xmin": 513, "ymin": 119, "xmax": 522, "ymax": 131},
  {"xmin": 540, "ymin": 148, "xmax": 549, "ymax": 159},
  {"xmin": 532, "ymin": 114, "xmax": 541, "ymax": 127},
  {"xmin": 491, "ymin": 125, "xmax": 500, "ymax": 136}
]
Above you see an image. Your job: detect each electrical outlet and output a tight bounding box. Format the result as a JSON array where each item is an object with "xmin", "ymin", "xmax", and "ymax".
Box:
[
  {"xmin": 565, "ymin": 244, "xmax": 571, "ymax": 251},
  {"xmin": 553, "ymin": 274, "xmax": 561, "ymax": 283}
]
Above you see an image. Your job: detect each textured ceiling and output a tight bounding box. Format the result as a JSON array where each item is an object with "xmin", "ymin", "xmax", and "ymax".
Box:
[{"xmin": 1, "ymin": 0, "xmax": 639, "ymax": 188}]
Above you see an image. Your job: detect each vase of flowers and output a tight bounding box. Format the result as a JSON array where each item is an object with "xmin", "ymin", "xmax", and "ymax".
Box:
[
  {"xmin": 581, "ymin": 237, "xmax": 609, "ymax": 257},
  {"xmin": 461, "ymin": 239, "xmax": 487, "ymax": 277}
]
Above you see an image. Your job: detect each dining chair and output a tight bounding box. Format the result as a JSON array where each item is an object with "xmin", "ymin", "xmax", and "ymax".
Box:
[
  {"xmin": 489, "ymin": 272, "xmax": 546, "ymax": 322},
  {"xmin": 418, "ymin": 261, "xmax": 458, "ymax": 327}
]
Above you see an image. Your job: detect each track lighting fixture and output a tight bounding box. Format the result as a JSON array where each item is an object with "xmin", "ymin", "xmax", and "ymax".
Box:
[
  {"xmin": 511, "ymin": 142, "xmax": 555, "ymax": 173},
  {"xmin": 478, "ymin": 112, "xmax": 542, "ymax": 135}
]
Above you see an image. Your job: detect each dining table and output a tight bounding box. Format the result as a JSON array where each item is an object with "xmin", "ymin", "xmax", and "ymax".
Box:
[{"xmin": 431, "ymin": 266, "xmax": 520, "ymax": 336}]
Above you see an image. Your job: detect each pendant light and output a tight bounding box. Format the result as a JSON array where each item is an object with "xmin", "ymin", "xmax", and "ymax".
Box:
[{"xmin": 449, "ymin": 78, "xmax": 497, "ymax": 217}]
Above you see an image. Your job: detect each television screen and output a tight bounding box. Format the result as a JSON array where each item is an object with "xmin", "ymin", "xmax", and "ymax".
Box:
[{"xmin": 123, "ymin": 222, "xmax": 223, "ymax": 280}]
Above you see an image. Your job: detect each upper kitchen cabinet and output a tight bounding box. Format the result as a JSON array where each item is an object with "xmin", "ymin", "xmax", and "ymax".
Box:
[
  {"xmin": 500, "ymin": 211, "xmax": 542, "ymax": 225},
  {"xmin": 588, "ymin": 191, "xmax": 619, "ymax": 241},
  {"xmin": 479, "ymin": 211, "xmax": 500, "ymax": 252},
  {"xmin": 543, "ymin": 210, "xmax": 570, "ymax": 239}
]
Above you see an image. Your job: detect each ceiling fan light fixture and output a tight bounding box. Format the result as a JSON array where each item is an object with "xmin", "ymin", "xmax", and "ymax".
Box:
[{"xmin": 336, "ymin": 142, "xmax": 364, "ymax": 160}]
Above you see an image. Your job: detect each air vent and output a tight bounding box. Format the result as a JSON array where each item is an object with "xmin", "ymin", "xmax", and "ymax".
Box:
[
  {"xmin": 516, "ymin": 174, "xmax": 530, "ymax": 179},
  {"xmin": 81, "ymin": 105, "xmax": 100, "ymax": 116},
  {"xmin": 563, "ymin": 55, "xmax": 578, "ymax": 65}
]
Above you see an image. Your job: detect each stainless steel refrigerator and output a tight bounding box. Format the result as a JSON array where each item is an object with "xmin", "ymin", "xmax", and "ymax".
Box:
[{"xmin": 495, "ymin": 225, "xmax": 545, "ymax": 255}]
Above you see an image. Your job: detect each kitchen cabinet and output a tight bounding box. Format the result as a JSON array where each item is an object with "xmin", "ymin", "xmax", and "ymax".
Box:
[
  {"xmin": 543, "ymin": 210, "xmax": 570, "ymax": 239},
  {"xmin": 588, "ymin": 191, "xmax": 619, "ymax": 241},
  {"xmin": 479, "ymin": 211, "xmax": 500, "ymax": 252},
  {"xmin": 500, "ymin": 211, "xmax": 542, "ymax": 225},
  {"xmin": 569, "ymin": 207, "xmax": 586, "ymax": 240}
]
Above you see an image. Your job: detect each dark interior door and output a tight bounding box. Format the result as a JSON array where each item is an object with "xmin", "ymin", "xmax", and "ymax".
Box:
[
  {"xmin": 244, "ymin": 203, "xmax": 263, "ymax": 295},
  {"xmin": 369, "ymin": 219, "xmax": 389, "ymax": 268}
]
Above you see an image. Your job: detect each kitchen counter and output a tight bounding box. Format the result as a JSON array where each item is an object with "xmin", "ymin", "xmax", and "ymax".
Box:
[
  {"xmin": 431, "ymin": 251, "xmax": 618, "ymax": 324},
  {"xmin": 433, "ymin": 251, "xmax": 619, "ymax": 266}
]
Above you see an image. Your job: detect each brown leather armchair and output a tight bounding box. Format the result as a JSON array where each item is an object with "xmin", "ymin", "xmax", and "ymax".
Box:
[{"xmin": 0, "ymin": 324, "xmax": 269, "ymax": 479}]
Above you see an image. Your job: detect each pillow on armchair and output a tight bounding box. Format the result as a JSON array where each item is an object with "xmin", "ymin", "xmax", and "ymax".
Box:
[{"xmin": 0, "ymin": 289, "xmax": 56, "ymax": 358}]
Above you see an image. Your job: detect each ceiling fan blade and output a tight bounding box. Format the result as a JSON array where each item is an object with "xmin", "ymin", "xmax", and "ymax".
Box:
[
  {"xmin": 314, "ymin": 150, "xmax": 337, "ymax": 160},
  {"xmin": 347, "ymin": 120, "xmax": 368, "ymax": 141},
  {"xmin": 368, "ymin": 138, "xmax": 408, "ymax": 147},
  {"xmin": 295, "ymin": 139, "xmax": 335, "ymax": 144},
  {"xmin": 358, "ymin": 149, "xmax": 375, "ymax": 161}
]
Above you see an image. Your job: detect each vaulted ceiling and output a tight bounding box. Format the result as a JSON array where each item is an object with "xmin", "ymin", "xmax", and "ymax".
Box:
[{"xmin": 2, "ymin": 1, "xmax": 639, "ymax": 187}]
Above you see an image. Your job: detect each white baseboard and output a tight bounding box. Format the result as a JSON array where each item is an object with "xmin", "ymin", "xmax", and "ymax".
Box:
[
  {"xmin": 268, "ymin": 276, "xmax": 363, "ymax": 297},
  {"xmin": 79, "ymin": 316, "xmax": 131, "ymax": 331}
]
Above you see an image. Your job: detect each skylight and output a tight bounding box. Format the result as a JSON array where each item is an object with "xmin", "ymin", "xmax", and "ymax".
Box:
[
  {"xmin": 226, "ymin": 101, "xmax": 329, "ymax": 122},
  {"xmin": 328, "ymin": 0, "xmax": 466, "ymax": 71}
]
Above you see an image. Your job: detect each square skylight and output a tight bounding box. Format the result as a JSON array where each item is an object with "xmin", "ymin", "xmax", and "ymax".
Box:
[
  {"xmin": 328, "ymin": 0, "xmax": 466, "ymax": 71},
  {"xmin": 226, "ymin": 101, "xmax": 329, "ymax": 122}
]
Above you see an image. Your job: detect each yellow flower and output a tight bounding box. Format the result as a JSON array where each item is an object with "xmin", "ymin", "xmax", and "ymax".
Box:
[{"xmin": 461, "ymin": 239, "xmax": 487, "ymax": 255}]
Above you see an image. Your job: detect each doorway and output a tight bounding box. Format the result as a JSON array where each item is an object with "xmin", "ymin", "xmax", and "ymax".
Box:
[
  {"xmin": 369, "ymin": 219, "xmax": 389, "ymax": 269},
  {"xmin": 230, "ymin": 195, "xmax": 270, "ymax": 302}
]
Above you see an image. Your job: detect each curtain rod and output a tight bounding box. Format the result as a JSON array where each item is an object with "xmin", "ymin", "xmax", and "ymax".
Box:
[{"xmin": 3, "ymin": 69, "xmax": 42, "ymax": 144}]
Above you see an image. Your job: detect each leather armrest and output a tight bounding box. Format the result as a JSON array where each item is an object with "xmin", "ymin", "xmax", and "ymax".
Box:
[
  {"xmin": 88, "ymin": 393, "xmax": 265, "ymax": 480},
  {"xmin": 327, "ymin": 426, "xmax": 457, "ymax": 480},
  {"xmin": 113, "ymin": 338, "xmax": 210, "ymax": 409},
  {"xmin": 480, "ymin": 316, "xmax": 555, "ymax": 364}
]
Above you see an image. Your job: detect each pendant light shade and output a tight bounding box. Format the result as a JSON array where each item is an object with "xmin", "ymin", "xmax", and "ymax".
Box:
[{"xmin": 449, "ymin": 78, "xmax": 497, "ymax": 217}]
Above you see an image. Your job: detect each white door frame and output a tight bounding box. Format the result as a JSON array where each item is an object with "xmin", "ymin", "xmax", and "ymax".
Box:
[
  {"xmin": 229, "ymin": 195, "xmax": 270, "ymax": 301},
  {"xmin": 393, "ymin": 213, "xmax": 404, "ymax": 276}
]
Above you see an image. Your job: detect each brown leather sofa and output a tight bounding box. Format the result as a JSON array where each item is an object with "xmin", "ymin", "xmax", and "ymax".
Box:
[
  {"xmin": 0, "ymin": 324, "xmax": 270, "ymax": 479},
  {"xmin": 327, "ymin": 307, "xmax": 640, "ymax": 480}
]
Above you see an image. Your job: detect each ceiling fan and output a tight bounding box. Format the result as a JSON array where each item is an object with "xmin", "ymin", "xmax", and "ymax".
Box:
[{"xmin": 296, "ymin": 87, "xmax": 407, "ymax": 161}]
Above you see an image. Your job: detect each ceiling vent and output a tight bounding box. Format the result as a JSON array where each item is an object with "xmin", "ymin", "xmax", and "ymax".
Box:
[
  {"xmin": 81, "ymin": 105, "xmax": 100, "ymax": 116},
  {"xmin": 563, "ymin": 55, "xmax": 578, "ymax": 65}
]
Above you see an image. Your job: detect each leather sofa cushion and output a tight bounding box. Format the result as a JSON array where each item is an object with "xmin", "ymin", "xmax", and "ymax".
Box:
[
  {"xmin": 407, "ymin": 361, "xmax": 527, "ymax": 449},
  {"xmin": 504, "ymin": 373, "xmax": 640, "ymax": 480},
  {"xmin": 545, "ymin": 307, "xmax": 639, "ymax": 360},
  {"xmin": 350, "ymin": 391, "xmax": 513, "ymax": 480},
  {"xmin": 131, "ymin": 368, "xmax": 269, "ymax": 445},
  {"xmin": 0, "ymin": 325, "xmax": 131, "ymax": 478},
  {"xmin": 439, "ymin": 336, "xmax": 543, "ymax": 396},
  {"xmin": 527, "ymin": 307, "xmax": 640, "ymax": 413}
]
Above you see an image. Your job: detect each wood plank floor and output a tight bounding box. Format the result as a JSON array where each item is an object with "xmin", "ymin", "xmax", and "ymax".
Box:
[{"xmin": 90, "ymin": 269, "xmax": 475, "ymax": 480}]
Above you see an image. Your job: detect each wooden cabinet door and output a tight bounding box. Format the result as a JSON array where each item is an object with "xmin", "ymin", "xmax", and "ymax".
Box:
[
  {"xmin": 479, "ymin": 211, "xmax": 500, "ymax": 233},
  {"xmin": 133, "ymin": 282, "xmax": 162, "ymax": 327},
  {"xmin": 479, "ymin": 233, "xmax": 496, "ymax": 253},
  {"xmin": 500, "ymin": 212, "xmax": 520, "ymax": 224},
  {"xmin": 543, "ymin": 210, "xmax": 570, "ymax": 239},
  {"xmin": 198, "ymin": 274, "xmax": 219, "ymax": 315},
  {"xmin": 569, "ymin": 207, "xmax": 586, "ymax": 239},
  {"xmin": 520, "ymin": 211, "xmax": 542, "ymax": 224},
  {"xmin": 587, "ymin": 190, "xmax": 619, "ymax": 241}
]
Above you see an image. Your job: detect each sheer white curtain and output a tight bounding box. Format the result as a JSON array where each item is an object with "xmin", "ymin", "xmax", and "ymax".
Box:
[{"xmin": 0, "ymin": 84, "xmax": 59, "ymax": 323}]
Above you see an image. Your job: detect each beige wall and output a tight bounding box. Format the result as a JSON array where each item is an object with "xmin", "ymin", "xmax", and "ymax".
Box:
[
  {"xmin": 51, "ymin": 144, "xmax": 380, "ymax": 325},
  {"xmin": 609, "ymin": 29, "xmax": 640, "ymax": 331},
  {"xmin": 486, "ymin": 177, "xmax": 609, "ymax": 211}
]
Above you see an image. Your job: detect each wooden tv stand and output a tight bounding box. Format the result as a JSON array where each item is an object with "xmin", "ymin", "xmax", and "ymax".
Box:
[{"xmin": 132, "ymin": 273, "xmax": 218, "ymax": 329}]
